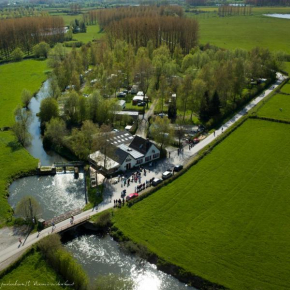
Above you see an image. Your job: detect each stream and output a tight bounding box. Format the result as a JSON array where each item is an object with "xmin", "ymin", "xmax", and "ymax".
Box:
[{"xmin": 8, "ymin": 80, "xmax": 195, "ymax": 289}]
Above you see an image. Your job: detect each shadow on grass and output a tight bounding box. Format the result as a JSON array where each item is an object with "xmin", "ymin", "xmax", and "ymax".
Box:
[{"xmin": 7, "ymin": 140, "xmax": 22, "ymax": 152}]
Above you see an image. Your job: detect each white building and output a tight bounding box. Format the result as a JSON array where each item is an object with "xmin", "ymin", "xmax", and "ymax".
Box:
[{"xmin": 88, "ymin": 135, "xmax": 160, "ymax": 175}]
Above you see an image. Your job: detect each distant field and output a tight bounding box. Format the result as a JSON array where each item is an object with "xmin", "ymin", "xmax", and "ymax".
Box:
[
  {"xmin": 0, "ymin": 131, "xmax": 37, "ymax": 225},
  {"xmin": 0, "ymin": 60, "xmax": 48, "ymax": 128},
  {"xmin": 280, "ymin": 81, "xmax": 290, "ymax": 94},
  {"xmin": 257, "ymin": 93, "xmax": 290, "ymax": 121},
  {"xmin": 73, "ymin": 24, "xmax": 104, "ymax": 43},
  {"xmin": 113, "ymin": 119, "xmax": 290, "ymax": 290},
  {"xmin": 189, "ymin": 7, "xmax": 290, "ymax": 51},
  {"xmin": 0, "ymin": 249, "xmax": 70, "ymax": 289}
]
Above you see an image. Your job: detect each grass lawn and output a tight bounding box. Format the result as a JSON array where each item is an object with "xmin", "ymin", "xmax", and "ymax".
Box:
[
  {"xmin": 284, "ymin": 62, "xmax": 290, "ymax": 76},
  {"xmin": 257, "ymin": 93, "xmax": 290, "ymax": 121},
  {"xmin": 72, "ymin": 24, "xmax": 104, "ymax": 43},
  {"xmin": 113, "ymin": 118, "xmax": 290, "ymax": 290},
  {"xmin": 191, "ymin": 7, "xmax": 290, "ymax": 52},
  {"xmin": 280, "ymin": 81, "xmax": 290, "ymax": 94},
  {"xmin": 0, "ymin": 249, "xmax": 70, "ymax": 290},
  {"xmin": 0, "ymin": 60, "xmax": 48, "ymax": 128},
  {"xmin": 0, "ymin": 131, "xmax": 37, "ymax": 225}
]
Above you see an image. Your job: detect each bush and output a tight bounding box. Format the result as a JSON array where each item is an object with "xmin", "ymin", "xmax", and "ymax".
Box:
[
  {"xmin": 11, "ymin": 47, "xmax": 24, "ymax": 61},
  {"xmin": 94, "ymin": 211, "xmax": 112, "ymax": 230}
]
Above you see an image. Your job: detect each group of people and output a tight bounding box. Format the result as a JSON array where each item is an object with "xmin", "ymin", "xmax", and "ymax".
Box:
[
  {"xmin": 120, "ymin": 167, "xmax": 149, "ymax": 188},
  {"xmin": 114, "ymin": 198, "xmax": 125, "ymax": 207},
  {"xmin": 135, "ymin": 178, "xmax": 155, "ymax": 193}
]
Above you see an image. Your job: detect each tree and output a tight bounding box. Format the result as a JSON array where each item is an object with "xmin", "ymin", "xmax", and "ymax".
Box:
[
  {"xmin": 11, "ymin": 47, "xmax": 24, "ymax": 61},
  {"xmin": 15, "ymin": 196, "xmax": 41, "ymax": 223},
  {"xmin": 179, "ymin": 75, "xmax": 193, "ymax": 122},
  {"xmin": 188, "ymin": 78, "xmax": 206, "ymax": 121},
  {"xmin": 70, "ymin": 120, "xmax": 99, "ymax": 159},
  {"xmin": 44, "ymin": 118, "xmax": 67, "ymax": 148},
  {"xmin": 33, "ymin": 41, "xmax": 50, "ymax": 59},
  {"xmin": 64, "ymin": 91, "xmax": 80, "ymax": 124},
  {"xmin": 150, "ymin": 116, "xmax": 173, "ymax": 151},
  {"xmin": 39, "ymin": 97, "xmax": 59, "ymax": 123},
  {"xmin": 12, "ymin": 106, "xmax": 32, "ymax": 146},
  {"xmin": 93, "ymin": 274, "xmax": 134, "ymax": 290},
  {"xmin": 21, "ymin": 89, "xmax": 33, "ymax": 108}
]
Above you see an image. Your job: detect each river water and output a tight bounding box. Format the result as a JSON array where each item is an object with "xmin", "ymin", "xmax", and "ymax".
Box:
[
  {"xmin": 64, "ymin": 232, "xmax": 194, "ymax": 290},
  {"xmin": 264, "ymin": 14, "xmax": 290, "ymax": 19},
  {"xmin": 8, "ymin": 80, "xmax": 194, "ymax": 289}
]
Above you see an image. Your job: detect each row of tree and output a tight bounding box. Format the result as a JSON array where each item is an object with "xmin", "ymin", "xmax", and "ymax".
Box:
[
  {"xmin": 0, "ymin": 7, "xmax": 46, "ymax": 19},
  {"xmin": 96, "ymin": 5, "xmax": 184, "ymax": 29},
  {"xmin": 245, "ymin": 0, "xmax": 290, "ymax": 5},
  {"xmin": 0, "ymin": 16, "xmax": 64, "ymax": 59},
  {"xmin": 107, "ymin": 16, "xmax": 199, "ymax": 54},
  {"xmin": 218, "ymin": 5, "xmax": 252, "ymax": 17}
]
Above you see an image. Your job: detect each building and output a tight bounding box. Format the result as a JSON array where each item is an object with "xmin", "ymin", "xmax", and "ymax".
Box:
[{"xmin": 88, "ymin": 135, "xmax": 160, "ymax": 175}]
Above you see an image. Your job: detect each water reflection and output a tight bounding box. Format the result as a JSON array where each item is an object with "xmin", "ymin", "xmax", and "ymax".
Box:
[
  {"xmin": 64, "ymin": 234, "xmax": 194, "ymax": 290},
  {"xmin": 27, "ymin": 80, "xmax": 66, "ymax": 165},
  {"xmin": 8, "ymin": 172, "xmax": 86, "ymax": 220}
]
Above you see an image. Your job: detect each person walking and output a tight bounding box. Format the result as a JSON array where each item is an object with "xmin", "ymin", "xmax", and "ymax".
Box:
[
  {"xmin": 214, "ymin": 131, "xmax": 215, "ymax": 137},
  {"xmin": 222, "ymin": 127, "xmax": 224, "ymax": 133},
  {"xmin": 19, "ymin": 238, "xmax": 22, "ymax": 245}
]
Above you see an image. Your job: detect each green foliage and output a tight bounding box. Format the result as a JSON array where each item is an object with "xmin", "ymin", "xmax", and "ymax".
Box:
[
  {"xmin": 33, "ymin": 41, "xmax": 50, "ymax": 59},
  {"xmin": 38, "ymin": 234, "xmax": 89, "ymax": 290},
  {"xmin": 93, "ymin": 210, "xmax": 112, "ymax": 230},
  {"xmin": 12, "ymin": 106, "xmax": 32, "ymax": 147},
  {"xmin": 280, "ymin": 81, "xmax": 290, "ymax": 94},
  {"xmin": 92, "ymin": 274, "xmax": 134, "ymax": 290},
  {"xmin": 0, "ymin": 248, "xmax": 71, "ymax": 290},
  {"xmin": 11, "ymin": 47, "xmax": 24, "ymax": 61},
  {"xmin": 113, "ymin": 119, "xmax": 290, "ymax": 290},
  {"xmin": 15, "ymin": 195, "xmax": 41, "ymax": 222},
  {"xmin": 0, "ymin": 60, "xmax": 47, "ymax": 128},
  {"xmin": 21, "ymin": 89, "xmax": 33, "ymax": 108},
  {"xmin": 39, "ymin": 97, "xmax": 59, "ymax": 123},
  {"xmin": 44, "ymin": 118, "xmax": 67, "ymax": 148}
]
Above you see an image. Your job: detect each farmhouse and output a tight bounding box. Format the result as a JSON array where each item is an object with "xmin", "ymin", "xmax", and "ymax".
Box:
[{"xmin": 88, "ymin": 135, "xmax": 160, "ymax": 175}]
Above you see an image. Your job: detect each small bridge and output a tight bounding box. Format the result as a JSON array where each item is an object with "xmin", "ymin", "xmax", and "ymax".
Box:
[{"xmin": 53, "ymin": 215, "xmax": 91, "ymax": 233}]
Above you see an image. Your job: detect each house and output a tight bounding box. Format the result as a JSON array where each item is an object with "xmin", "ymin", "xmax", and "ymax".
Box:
[{"xmin": 88, "ymin": 135, "xmax": 160, "ymax": 175}]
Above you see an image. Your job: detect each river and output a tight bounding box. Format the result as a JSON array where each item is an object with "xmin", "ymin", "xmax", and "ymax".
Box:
[
  {"xmin": 264, "ymin": 14, "xmax": 290, "ymax": 19},
  {"xmin": 63, "ymin": 231, "xmax": 194, "ymax": 290},
  {"xmin": 8, "ymin": 80, "xmax": 194, "ymax": 289}
]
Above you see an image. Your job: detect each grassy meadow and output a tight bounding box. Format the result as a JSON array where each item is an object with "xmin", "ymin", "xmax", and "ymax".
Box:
[
  {"xmin": 73, "ymin": 24, "xmax": 104, "ymax": 43},
  {"xmin": 189, "ymin": 7, "xmax": 290, "ymax": 52},
  {"xmin": 0, "ymin": 249, "xmax": 70, "ymax": 290},
  {"xmin": 113, "ymin": 118, "xmax": 290, "ymax": 290},
  {"xmin": 0, "ymin": 131, "xmax": 37, "ymax": 225},
  {"xmin": 0, "ymin": 60, "xmax": 48, "ymax": 128},
  {"xmin": 280, "ymin": 81, "xmax": 290, "ymax": 94},
  {"xmin": 257, "ymin": 93, "xmax": 290, "ymax": 121}
]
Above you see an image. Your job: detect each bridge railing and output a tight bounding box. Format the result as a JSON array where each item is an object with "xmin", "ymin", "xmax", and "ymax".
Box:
[{"xmin": 52, "ymin": 215, "xmax": 91, "ymax": 234}]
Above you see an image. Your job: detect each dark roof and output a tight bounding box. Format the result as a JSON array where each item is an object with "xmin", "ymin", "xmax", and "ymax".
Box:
[
  {"xmin": 105, "ymin": 145, "xmax": 128, "ymax": 165},
  {"xmin": 129, "ymin": 136, "xmax": 153, "ymax": 154}
]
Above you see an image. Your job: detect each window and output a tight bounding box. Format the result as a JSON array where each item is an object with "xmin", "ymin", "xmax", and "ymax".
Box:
[
  {"xmin": 153, "ymin": 153, "xmax": 159, "ymax": 159},
  {"xmin": 136, "ymin": 158, "xmax": 143, "ymax": 164},
  {"xmin": 145, "ymin": 156, "xmax": 152, "ymax": 162}
]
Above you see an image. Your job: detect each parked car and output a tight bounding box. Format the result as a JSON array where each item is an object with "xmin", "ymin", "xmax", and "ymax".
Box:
[
  {"xmin": 174, "ymin": 165, "xmax": 183, "ymax": 172},
  {"xmin": 117, "ymin": 92, "xmax": 126, "ymax": 98},
  {"xmin": 137, "ymin": 101, "xmax": 146, "ymax": 107},
  {"xmin": 152, "ymin": 178, "xmax": 162, "ymax": 186},
  {"xmin": 126, "ymin": 192, "xmax": 139, "ymax": 201},
  {"xmin": 162, "ymin": 170, "xmax": 173, "ymax": 180},
  {"xmin": 193, "ymin": 138, "xmax": 200, "ymax": 144}
]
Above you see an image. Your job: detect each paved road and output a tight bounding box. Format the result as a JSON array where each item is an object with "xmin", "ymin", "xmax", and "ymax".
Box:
[
  {"xmin": 135, "ymin": 99, "xmax": 158, "ymax": 138},
  {"xmin": 0, "ymin": 73, "xmax": 286, "ymax": 268}
]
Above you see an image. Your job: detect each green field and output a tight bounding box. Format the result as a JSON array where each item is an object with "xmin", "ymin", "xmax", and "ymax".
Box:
[
  {"xmin": 73, "ymin": 24, "xmax": 104, "ymax": 43},
  {"xmin": 0, "ymin": 249, "xmax": 69, "ymax": 290},
  {"xmin": 190, "ymin": 7, "xmax": 290, "ymax": 52},
  {"xmin": 280, "ymin": 81, "xmax": 290, "ymax": 94},
  {"xmin": 257, "ymin": 93, "xmax": 290, "ymax": 121},
  {"xmin": 0, "ymin": 131, "xmax": 37, "ymax": 225},
  {"xmin": 0, "ymin": 60, "xmax": 48, "ymax": 128},
  {"xmin": 113, "ymin": 118, "xmax": 290, "ymax": 290}
]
